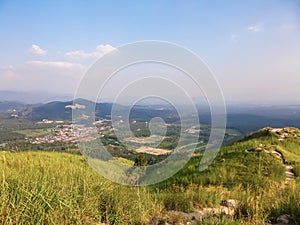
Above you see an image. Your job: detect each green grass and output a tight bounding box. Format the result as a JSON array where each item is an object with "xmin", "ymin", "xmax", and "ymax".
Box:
[
  {"xmin": 0, "ymin": 151, "xmax": 161, "ymax": 224},
  {"xmin": 0, "ymin": 129, "xmax": 24, "ymax": 143},
  {"xmin": 0, "ymin": 150, "xmax": 299, "ymax": 224},
  {"xmin": 16, "ymin": 128, "xmax": 52, "ymax": 137},
  {"xmin": 1, "ymin": 127, "xmax": 300, "ymax": 224}
]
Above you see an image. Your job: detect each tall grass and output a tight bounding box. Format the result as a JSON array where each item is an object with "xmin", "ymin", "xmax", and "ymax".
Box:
[
  {"xmin": 0, "ymin": 151, "xmax": 160, "ymax": 224},
  {"xmin": 0, "ymin": 149, "xmax": 299, "ymax": 224}
]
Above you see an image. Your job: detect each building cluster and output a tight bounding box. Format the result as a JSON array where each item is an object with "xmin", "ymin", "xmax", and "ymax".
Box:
[
  {"xmin": 27, "ymin": 119, "xmax": 113, "ymax": 144},
  {"xmin": 26, "ymin": 124, "xmax": 76, "ymax": 144}
]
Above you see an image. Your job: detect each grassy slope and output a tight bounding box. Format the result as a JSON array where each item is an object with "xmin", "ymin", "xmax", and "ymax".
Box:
[
  {"xmin": 0, "ymin": 127, "xmax": 300, "ymax": 224},
  {"xmin": 0, "ymin": 152, "xmax": 160, "ymax": 224},
  {"xmin": 155, "ymin": 128, "xmax": 300, "ymax": 189},
  {"xmin": 151, "ymin": 128, "xmax": 300, "ymax": 223}
]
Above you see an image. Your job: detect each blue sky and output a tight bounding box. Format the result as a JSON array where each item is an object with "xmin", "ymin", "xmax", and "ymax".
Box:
[{"xmin": 0, "ymin": 0, "xmax": 299, "ymax": 103}]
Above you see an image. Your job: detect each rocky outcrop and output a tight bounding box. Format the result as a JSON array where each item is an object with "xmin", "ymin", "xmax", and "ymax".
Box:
[
  {"xmin": 266, "ymin": 214, "xmax": 293, "ymax": 225},
  {"xmin": 276, "ymin": 214, "xmax": 291, "ymax": 224},
  {"xmin": 150, "ymin": 200, "xmax": 240, "ymax": 225},
  {"xmin": 220, "ymin": 199, "xmax": 240, "ymax": 210},
  {"xmin": 267, "ymin": 127, "xmax": 300, "ymax": 142},
  {"xmin": 285, "ymin": 166, "xmax": 295, "ymax": 186},
  {"xmin": 272, "ymin": 149, "xmax": 285, "ymax": 163},
  {"xmin": 268, "ymin": 149, "xmax": 295, "ymax": 186},
  {"xmin": 245, "ymin": 140, "xmax": 296, "ymax": 187}
]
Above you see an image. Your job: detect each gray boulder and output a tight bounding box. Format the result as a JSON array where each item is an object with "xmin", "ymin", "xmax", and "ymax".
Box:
[
  {"xmin": 220, "ymin": 199, "xmax": 240, "ymax": 209},
  {"xmin": 276, "ymin": 214, "xmax": 291, "ymax": 224}
]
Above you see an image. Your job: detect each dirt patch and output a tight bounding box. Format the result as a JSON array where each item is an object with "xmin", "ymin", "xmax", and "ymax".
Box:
[{"xmin": 135, "ymin": 146, "xmax": 172, "ymax": 155}]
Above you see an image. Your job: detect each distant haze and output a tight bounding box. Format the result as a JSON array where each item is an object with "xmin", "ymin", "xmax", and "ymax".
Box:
[{"xmin": 0, "ymin": 90, "xmax": 73, "ymax": 104}]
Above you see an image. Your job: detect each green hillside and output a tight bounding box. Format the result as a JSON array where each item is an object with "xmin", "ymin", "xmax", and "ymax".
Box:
[
  {"xmin": 158, "ymin": 127, "xmax": 300, "ymax": 188},
  {"xmin": 0, "ymin": 127, "xmax": 300, "ymax": 224}
]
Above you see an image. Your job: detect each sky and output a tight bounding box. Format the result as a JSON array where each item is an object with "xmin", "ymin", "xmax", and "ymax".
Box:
[{"xmin": 0, "ymin": 0, "xmax": 299, "ymax": 104}]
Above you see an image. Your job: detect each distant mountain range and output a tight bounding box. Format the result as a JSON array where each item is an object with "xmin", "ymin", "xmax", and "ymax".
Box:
[
  {"xmin": 1, "ymin": 98, "xmax": 300, "ymax": 135},
  {"xmin": 20, "ymin": 99, "xmax": 113, "ymax": 121},
  {"xmin": 0, "ymin": 101, "xmax": 29, "ymax": 111}
]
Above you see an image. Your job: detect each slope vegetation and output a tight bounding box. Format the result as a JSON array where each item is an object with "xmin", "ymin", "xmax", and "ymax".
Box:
[{"xmin": 0, "ymin": 127, "xmax": 299, "ymax": 224}]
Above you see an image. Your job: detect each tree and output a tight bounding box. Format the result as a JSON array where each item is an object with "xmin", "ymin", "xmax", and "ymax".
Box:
[{"xmin": 134, "ymin": 154, "xmax": 148, "ymax": 166}]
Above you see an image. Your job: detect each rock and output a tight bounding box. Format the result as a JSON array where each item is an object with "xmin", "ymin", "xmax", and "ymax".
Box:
[
  {"xmin": 161, "ymin": 222, "xmax": 171, "ymax": 225},
  {"xmin": 220, "ymin": 199, "xmax": 240, "ymax": 209},
  {"xmin": 283, "ymin": 128, "xmax": 289, "ymax": 133},
  {"xmin": 245, "ymin": 148, "xmax": 255, "ymax": 153},
  {"xmin": 285, "ymin": 166, "xmax": 295, "ymax": 186},
  {"xmin": 276, "ymin": 214, "xmax": 291, "ymax": 224},
  {"xmin": 270, "ymin": 128, "xmax": 282, "ymax": 133},
  {"xmin": 162, "ymin": 200, "xmax": 240, "ymax": 225},
  {"xmin": 272, "ymin": 150, "xmax": 284, "ymax": 162},
  {"xmin": 219, "ymin": 206, "xmax": 235, "ymax": 216},
  {"xmin": 149, "ymin": 217, "xmax": 173, "ymax": 225},
  {"xmin": 157, "ymin": 221, "xmax": 170, "ymax": 225}
]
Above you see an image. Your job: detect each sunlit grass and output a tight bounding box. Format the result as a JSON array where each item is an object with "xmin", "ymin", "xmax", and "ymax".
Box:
[{"xmin": 1, "ymin": 127, "xmax": 300, "ymax": 225}]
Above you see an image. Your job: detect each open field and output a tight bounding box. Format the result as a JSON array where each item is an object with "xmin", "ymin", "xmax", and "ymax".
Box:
[
  {"xmin": 16, "ymin": 128, "xmax": 52, "ymax": 137},
  {"xmin": 135, "ymin": 146, "xmax": 172, "ymax": 155}
]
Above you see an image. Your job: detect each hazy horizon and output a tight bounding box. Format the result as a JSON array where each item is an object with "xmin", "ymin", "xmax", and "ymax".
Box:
[{"xmin": 1, "ymin": 89, "xmax": 300, "ymax": 106}]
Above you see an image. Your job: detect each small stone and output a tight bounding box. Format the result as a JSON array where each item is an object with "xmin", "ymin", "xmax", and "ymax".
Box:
[
  {"xmin": 276, "ymin": 214, "xmax": 290, "ymax": 224},
  {"xmin": 220, "ymin": 199, "xmax": 240, "ymax": 209}
]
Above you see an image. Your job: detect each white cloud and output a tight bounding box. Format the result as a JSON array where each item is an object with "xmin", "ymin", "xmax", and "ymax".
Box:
[
  {"xmin": 26, "ymin": 60, "xmax": 85, "ymax": 70},
  {"xmin": 0, "ymin": 44, "xmax": 119, "ymax": 94},
  {"xmin": 65, "ymin": 44, "xmax": 116, "ymax": 60},
  {"xmin": 248, "ymin": 24, "xmax": 264, "ymax": 32},
  {"xmin": 0, "ymin": 61, "xmax": 85, "ymax": 94},
  {"xmin": 29, "ymin": 44, "xmax": 47, "ymax": 56}
]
